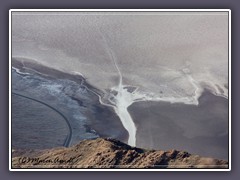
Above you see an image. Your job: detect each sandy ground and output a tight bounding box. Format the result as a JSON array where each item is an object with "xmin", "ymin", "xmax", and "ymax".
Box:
[{"xmin": 128, "ymin": 90, "xmax": 228, "ymax": 160}]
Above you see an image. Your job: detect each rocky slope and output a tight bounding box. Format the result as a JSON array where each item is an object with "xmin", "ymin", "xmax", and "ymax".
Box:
[{"xmin": 12, "ymin": 138, "xmax": 228, "ymax": 169}]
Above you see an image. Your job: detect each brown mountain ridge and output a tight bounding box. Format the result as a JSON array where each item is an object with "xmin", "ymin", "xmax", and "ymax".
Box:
[{"xmin": 12, "ymin": 138, "xmax": 228, "ymax": 169}]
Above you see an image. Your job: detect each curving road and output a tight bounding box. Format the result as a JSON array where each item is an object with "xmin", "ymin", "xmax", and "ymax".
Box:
[{"xmin": 12, "ymin": 92, "xmax": 72, "ymax": 147}]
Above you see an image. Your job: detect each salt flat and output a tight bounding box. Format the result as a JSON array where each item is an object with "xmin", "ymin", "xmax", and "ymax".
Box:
[{"xmin": 11, "ymin": 11, "xmax": 229, "ymax": 159}]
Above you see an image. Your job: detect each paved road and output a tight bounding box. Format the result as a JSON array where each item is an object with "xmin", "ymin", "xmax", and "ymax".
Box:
[{"xmin": 12, "ymin": 92, "xmax": 72, "ymax": 147}]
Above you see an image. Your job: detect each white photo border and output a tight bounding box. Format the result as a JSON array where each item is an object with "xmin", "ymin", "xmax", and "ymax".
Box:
[{"xmin": 9, "ymin": 9, "xmax": 231, "ymax": 172}]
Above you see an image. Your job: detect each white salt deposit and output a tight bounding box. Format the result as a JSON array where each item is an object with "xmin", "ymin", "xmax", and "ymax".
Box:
[{"xmin": 11, "ymin": 11, "xmax": 229, "ymax": 146}]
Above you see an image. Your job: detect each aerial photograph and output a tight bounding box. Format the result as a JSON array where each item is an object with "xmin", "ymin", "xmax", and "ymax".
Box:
[{"xmin": 10, "ymin": 10, "xmax": 230, "ymax": 170}]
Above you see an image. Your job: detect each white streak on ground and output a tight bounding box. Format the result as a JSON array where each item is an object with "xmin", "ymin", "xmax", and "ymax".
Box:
[
  {"xmin": 12, "ymin": 67, "xmax": 30, "ymax": 75},
  {"xmin": 12, "ymin": 56, "xmax": 228, "ymax": 147},
  {"xmin": 98, "ymin": 30, "xmax": 137, "ymax": 146}
]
